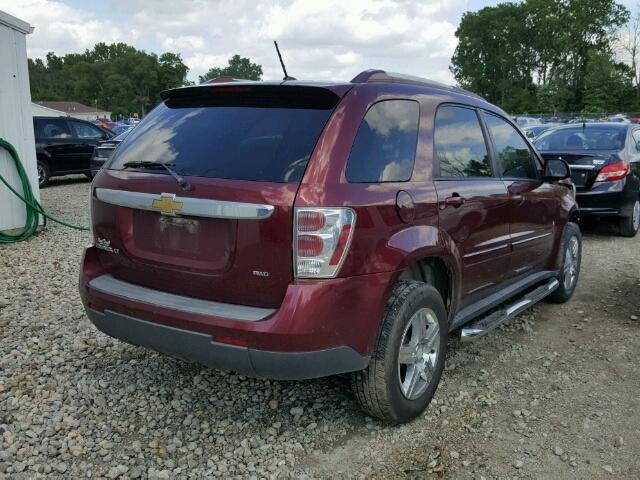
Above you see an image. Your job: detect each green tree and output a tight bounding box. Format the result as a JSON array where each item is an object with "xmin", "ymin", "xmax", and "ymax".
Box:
[
  {"xmin": 199, "ymin": 55, "xmax": 263, "ymax": 83},
  {"xmin": 451, "ymin": 0, "xmax": 630, "ymax": 113},
  {"xmin": 28, "ymin": 43, "xmax": 190, "ymax": 118},
  {"xmin": 582, "ymin": 51, "xmax": 634, "ymax": 113}
]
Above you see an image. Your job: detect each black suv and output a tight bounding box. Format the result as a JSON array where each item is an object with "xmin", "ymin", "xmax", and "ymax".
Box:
[
  {"xmin": 33, "ymin": 116, "xmax": 113, "ymax": 187},
  {"xmin": 534, "ymin": 123, "xmax": 640, "ymax": 236}
]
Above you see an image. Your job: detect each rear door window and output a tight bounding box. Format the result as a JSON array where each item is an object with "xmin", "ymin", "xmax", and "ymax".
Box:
[
  {"xmin": 108, "ymin": 89, "xmax": 336, "ymax": 183},
  {"xmin": 35, "ymin": 119, "xmax": 72, "ymax": 139},
  {"xmin": 345, "ymin": 100, "xmax": 419, "ymax": 182},
  {"xmin": 434, "ymin": 105, "xmax": 492, "ymax": 177},
  {"xmin": 484, "ymin": 113, "xmax": 538, "ymax": 180}
]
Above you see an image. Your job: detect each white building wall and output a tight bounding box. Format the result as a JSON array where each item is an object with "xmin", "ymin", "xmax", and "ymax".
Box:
[
  {"xmin": 31, "ymin": 103, "xmax": 65, "ymax": 117},
  {"xmin": 0, "ymin": 11, "xmax": 39, "ymax": 233}
]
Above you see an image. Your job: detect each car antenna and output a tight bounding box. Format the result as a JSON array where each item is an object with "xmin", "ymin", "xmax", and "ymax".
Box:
[{"xmin": 274, "ymin": 41, "xmax": 296, "ymax": 81}]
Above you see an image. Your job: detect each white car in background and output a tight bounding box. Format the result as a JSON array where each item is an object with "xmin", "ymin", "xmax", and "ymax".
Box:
[{"xmin": 514, "ymin": 116, "xmax": 542, "ymax": 127}]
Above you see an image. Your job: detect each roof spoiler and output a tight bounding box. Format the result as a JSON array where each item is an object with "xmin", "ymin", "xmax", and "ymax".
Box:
[{"xmin": 160, "ymin": 84, "xmax": 341, "ymax": 109}]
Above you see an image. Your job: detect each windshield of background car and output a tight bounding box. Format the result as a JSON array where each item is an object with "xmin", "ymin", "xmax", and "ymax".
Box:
[
  {"xmin": 107, "ymin": 88, "xmax": 337, "ymax": 183},
  {"xmin": 534, "ymin": 127, "xmax": 626, "ymax": 151}
]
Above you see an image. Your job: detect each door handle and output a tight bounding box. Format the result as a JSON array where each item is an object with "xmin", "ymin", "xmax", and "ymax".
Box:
[
  {"xmin": 512, "ymin": 194, "xmax": 525, "ymax": 206},
  {"xmin": 443, "ymin": 195, "xmax": 465, "ymax": 208}
]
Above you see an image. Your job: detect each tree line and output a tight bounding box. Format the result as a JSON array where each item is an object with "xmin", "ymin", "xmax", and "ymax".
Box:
[
  {"xmin": 29, "ymin": 43, "xmax": 190, "ymax": 118},
  {"xmin": 28, "ymin": 43, "xmax": 264, "ymax": 119},
  {"xmin": 451, "ymin": 0, "xmax": 639, "ymax": 114}
]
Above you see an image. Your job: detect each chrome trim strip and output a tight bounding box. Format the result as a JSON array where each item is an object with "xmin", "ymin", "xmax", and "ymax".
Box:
[
  {"xmin": 463, "ymin": 244, "xmax": 509, "ymax": 259},
  {"xmin": 511, "ymin": 232, "xmax": 552, "ymax": 246},
  {"xmin": 89, "ymin": 274, "xmax": 275, "ymax": 322},
  {"xmin": 568, "ymin": 165, "xmax": 595, "ymax": 171},
  {"xmin": 95, "ymin": 188, "xmax": 274, "ymax": 220}
]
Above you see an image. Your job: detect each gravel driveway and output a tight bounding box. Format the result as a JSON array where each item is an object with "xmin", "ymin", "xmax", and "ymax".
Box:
[{"xmin": 1, "ymin": 177, "xmax": 639, "ymax": 479}]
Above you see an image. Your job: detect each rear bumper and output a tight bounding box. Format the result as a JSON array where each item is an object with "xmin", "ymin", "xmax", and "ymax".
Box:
[
  {"xmin": 86, "ymin": 308, "xmax": 368, "ymax": 380},
  {"xmin": 90, "ymin": 158, "xmax": 107, "ymax": 176},
  {"xmin": 576, "ymin": 187, "xmax": 634, "ymax": 217},
  {"xmin": 80, "ymin": 246, "xmax": 395, "ymax": 379}
]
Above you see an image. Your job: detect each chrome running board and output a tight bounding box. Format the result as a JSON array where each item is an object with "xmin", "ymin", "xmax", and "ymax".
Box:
[{"xmin": 460, "ymin": 278, "xmax": 559, "ymax": 342}]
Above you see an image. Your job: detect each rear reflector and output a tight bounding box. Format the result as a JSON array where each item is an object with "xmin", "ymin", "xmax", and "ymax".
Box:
[
  {"xmin": 294, "ymin": 207, "xmax": 356, "ymax": 278},
  {"xmin": 595, "ymin": 161, "xmax": 628, "ymax": 182}
]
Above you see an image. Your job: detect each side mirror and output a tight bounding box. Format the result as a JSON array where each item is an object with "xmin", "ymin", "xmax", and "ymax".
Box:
[{"xmin": 544, "ymin": 158, "xmax": 570, "ymax": 181}]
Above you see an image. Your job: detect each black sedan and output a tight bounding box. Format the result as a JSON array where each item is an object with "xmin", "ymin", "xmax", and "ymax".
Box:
[
  {"xmin": 89, "ymin": 127, "xmax": 133, "ymax": 176},
  {"xmin": 534, "ymin": 123, "xmax": 640, "ymax": 236}
]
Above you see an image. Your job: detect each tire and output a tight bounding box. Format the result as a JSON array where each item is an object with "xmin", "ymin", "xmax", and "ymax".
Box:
[
  {"xmin": 351, "ymin": 280, "xmax": 447, "ymax": 423},
  {"xmin": 37, "ymin": 160, "xmax": 50, "ymax": 188},
  {"xmin": 619, "ymin": 199, "xmax": 640, "ymax": 237},
  {"xmin": 548, "ymin": 222, "xmax": 582, "ymax": 304}
]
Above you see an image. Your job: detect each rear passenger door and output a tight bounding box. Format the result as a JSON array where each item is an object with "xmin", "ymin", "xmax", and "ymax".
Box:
[
  {"xmin": 433, "ymin": 105, "xmax": 512, "ymax": 307},
  {"xmin": 34, "ymin": 118, "xmax": 76, "ymax": 172},
  {"xmin": 482, "ymin": 112, "xmax": 555, "ymax": 277}
]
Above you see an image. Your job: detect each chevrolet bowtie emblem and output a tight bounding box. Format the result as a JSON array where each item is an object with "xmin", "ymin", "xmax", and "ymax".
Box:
[{"xmin": 152, "ymin": 193, "xmax": 183, "ymax": 216}]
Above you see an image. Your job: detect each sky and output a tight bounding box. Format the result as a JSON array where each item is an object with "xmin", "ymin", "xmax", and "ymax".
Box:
[{"xmin": 1, "ymin": 0, "xmax": 638, "ymax": 85}]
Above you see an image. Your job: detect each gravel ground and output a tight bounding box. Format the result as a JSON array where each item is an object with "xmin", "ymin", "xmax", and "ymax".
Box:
[{"xmin": 1, "ymin": 176, "xmax": 639, "ymax": 479}]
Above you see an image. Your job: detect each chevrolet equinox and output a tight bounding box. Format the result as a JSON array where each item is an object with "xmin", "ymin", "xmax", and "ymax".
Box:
[{"xmin": 80, "ymin": 70, "xmax": 581, "ymax": 423}]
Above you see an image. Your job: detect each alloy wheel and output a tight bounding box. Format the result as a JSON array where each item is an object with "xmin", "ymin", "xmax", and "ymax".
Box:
[
  {"xmin": 563, "ymin": 236, "xmax": 579, "ymax": 291},
  {"xmin": 633, "ymin": 200, "xmax": 640, "ymax": 232},
  {"xmin": 397, "ymin": 307, "xmax": 441, "ymax": 400},
  {"xmin": 37, "ymin": 164, "xmax": 45, "ymax": 185}
]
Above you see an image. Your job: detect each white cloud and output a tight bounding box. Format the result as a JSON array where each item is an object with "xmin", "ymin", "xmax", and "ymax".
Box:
[{"xmin": 0, "ymin": 0, "xmax": 488, "ymax": 84}]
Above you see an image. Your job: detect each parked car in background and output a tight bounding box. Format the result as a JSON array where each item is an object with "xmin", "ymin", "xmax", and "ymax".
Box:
[
  {"xmin": 90, "ymin": 128, "xmax": 133, "ymax": 176},
  {"xmin": 33, "ymin": 116, "xmax": 114, "ymax": 187},
  {"xmin": 514, "ymin": 116, "xmax": 541, "ymax": 127},
  {"xmin": 81, "ymin": 71, "xmax": 580, "ymax": 423},
  {"xmin": 523, "ymin": 124, "xmax": 557, "ymax": 139},
  {"xmin": 111, "ymin": 124, "xmax": 133, "ymax": 136},
  {"xmin": 534, "ymin": 123, "xmax": 640, "ymax": 236},
  {"xmin": 95, "ymin": 118, "xmax": 116, "ymax": 132},
  {"xmin": 608, "ymin": 114, "xmax": 631, "ymax": 124}
]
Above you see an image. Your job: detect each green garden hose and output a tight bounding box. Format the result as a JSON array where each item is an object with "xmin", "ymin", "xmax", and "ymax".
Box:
[{"xmin": 0, "ymin": 138, "xmax": 89, "ymax": 243}]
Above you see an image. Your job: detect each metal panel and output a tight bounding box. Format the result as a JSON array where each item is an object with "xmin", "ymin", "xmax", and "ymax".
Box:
[{"xmin": 0, "ymin": 12, "xmax": 39, "ymax": 232}]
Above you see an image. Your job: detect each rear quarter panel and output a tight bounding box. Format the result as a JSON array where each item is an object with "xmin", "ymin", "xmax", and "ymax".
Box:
[{"xmin": 297, "ymin": 84, "xmax": 465, "ymax": 315}]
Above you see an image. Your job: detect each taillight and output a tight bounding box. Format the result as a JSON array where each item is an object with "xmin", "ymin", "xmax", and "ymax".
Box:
[
  {"xmin": 595, "ymin": 161, "xmax": 628, "ymax": 182},
  {"xmin": 294, "ymin": 207, "xmax": 356, "ymax": 278}
]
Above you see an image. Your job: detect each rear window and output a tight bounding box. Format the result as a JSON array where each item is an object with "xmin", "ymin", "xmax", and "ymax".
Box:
[
  {"xmin": 345, "ymin": 100, "xmax": 419, "ymax": 182},
  {"xmin": 534, "ymin": 127, "xmax": 626, "ymax": 151},
  {"xmin": 108, "ymin": 89, "xmax": 336, "ymax": 183}
]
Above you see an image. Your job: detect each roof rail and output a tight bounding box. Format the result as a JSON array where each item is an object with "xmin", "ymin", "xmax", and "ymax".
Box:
[{"xmin": 350, "ymin": 69, "xmax": 484, "ymax": 100}]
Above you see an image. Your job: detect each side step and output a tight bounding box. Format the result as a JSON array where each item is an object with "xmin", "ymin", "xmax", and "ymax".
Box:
[{"xmin": 460, "ymin": 278, "xmax": 559, "ymax": 342}]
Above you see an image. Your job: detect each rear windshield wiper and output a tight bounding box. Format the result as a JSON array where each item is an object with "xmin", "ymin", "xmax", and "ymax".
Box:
[{"xmin": 122, "ymin": 161, "xmax": 191, "ymax": 191}]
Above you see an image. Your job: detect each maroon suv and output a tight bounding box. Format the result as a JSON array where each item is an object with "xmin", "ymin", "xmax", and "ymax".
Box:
[{"xmin": 80, "ymin": 70, "xmax": 581, "ymax": 422}]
